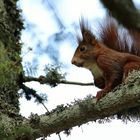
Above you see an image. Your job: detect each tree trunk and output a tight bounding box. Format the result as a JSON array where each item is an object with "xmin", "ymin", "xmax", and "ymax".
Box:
[
  {"xmin": 0, "ymin": 0, "xmax": 24, "ymax": 139},
  {"xmin": 0, "ymin": 0, "xmax": 22, "ymax": 116}
]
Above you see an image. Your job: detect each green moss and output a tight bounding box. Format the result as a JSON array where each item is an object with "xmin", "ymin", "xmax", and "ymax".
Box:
[
  {"xmin": 0, "ymin": 0, "xmax": 23, "ymax": 116},
  {"xmin": 13, "ymin": 124, "xmax": 40, "ymax": 140},
  {"xmin": 0, "ymin": 43, "xmax": 21, "ymax": 85},
  {"xmin": 0, "ymin": 115, "xmax": 40, "ymax": 140},
  {"xmin": 0, "ymin": 114, "xmax": 15, "ymax": 140}
]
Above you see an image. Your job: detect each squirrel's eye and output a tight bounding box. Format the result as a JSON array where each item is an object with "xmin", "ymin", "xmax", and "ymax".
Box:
[{"xmin": 80, "ymin": 45, "xmax": 86, "ymax": 52}]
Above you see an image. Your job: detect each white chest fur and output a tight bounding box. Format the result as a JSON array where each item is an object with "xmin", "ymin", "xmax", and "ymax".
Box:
[{"xmin": 84, "ymin": 62, "xmax": 103, "ymax": 79}]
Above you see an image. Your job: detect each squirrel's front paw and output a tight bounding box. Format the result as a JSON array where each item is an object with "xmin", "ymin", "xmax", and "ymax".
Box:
[{"xmin": 96, "ymin": 90, "xmax": 107, "ymax": 100}]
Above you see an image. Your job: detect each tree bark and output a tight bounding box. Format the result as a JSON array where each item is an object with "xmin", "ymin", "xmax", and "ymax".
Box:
[
  {"xmin": 0, "ymin": 0, "xmax": 24, "ymax": 139},
  {"xmin": 0, "ymin": 0, "xmax": 23, "ymax": 116}
]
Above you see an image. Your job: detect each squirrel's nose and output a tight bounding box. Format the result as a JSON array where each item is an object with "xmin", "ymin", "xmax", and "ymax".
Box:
[
  {"xmin": 71, "ymin": 57, "xmax": 78, "ymax": 65},
  {"xmin": 71, "ymin": 59, "xmax": 76, "ymax": 64},
  {"xmin": 71, "ymin": 58, "xmax": 83, "ymax": 67}
]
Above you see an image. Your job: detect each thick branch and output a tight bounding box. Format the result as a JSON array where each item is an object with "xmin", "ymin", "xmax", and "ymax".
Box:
[
  {"xmin": 100, "ymin": 0, "xmax": 140, "ymax": 31},
  {"xmin": 28, "ymin": 71, "xmax": 140, "ymax": 137}
]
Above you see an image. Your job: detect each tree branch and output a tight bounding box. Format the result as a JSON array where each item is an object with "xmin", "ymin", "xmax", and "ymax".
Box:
[
  {"xmin": 27, "ymin": 71, "xmax": 140, "ymax": 137},
  {"xmin": 100, "ymin": 0, "xmax": 140, "ymax": 31},
  {"xmin": 23, "ymin": 76, "xmax": 94, "ymax": 86}
]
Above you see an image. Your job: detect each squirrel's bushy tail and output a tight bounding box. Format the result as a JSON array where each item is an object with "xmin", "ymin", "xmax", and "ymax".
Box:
[{"xmin": 98, "ymin": 16, "xmax": 140, "ymax": 56}]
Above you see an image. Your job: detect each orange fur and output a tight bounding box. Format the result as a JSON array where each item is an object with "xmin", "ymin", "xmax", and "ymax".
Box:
[{"xmin": 71, "ymin": 17, "xmax": 140, "ymax": 100}]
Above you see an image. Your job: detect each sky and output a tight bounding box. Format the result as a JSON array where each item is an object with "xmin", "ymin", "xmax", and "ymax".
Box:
[{"xmin": 18, "ymin": 0, "xmax": 140, "ymax": 140}]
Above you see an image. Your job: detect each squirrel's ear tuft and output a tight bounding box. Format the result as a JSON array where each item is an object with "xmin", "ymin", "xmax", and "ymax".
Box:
[
  {"xmin": 83, "ymin": 31, "xmax": 97, "ymax": 45},
  {"xmin": 80, "ymin": 18, "xmax": 91, "ymax": 43},
  {"xmin": 91, "ymin": 36, "xmax": 97, "ymax": 45},
  {"xmin": 80, "ymin": 18, "xmax": 96, "ymax": 44},
  {"xmin": 83, "ymin": 31, "xmax": 93, "ymax": 43}
]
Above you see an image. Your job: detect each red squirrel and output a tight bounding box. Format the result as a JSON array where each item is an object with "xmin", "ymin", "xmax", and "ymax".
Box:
[{"xmin": 71, "ymin": 17, "xmax": 140, "ymax": 100}]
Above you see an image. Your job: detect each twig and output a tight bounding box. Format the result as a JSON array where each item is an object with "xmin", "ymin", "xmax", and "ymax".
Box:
[
  {"xmin": 41, "ymin": 102, "xmax": 50, "ymax": 114},
  {"xmin": 58, "ymin": 133, "xmax": 62, "ymax": 140},
  {"xmin": 60, "ymin": 80, "xmax": 94, "ymax": 86},
  {"xmin": 23, "ymin": 76, "xmax": 94, "ymax": 86}
]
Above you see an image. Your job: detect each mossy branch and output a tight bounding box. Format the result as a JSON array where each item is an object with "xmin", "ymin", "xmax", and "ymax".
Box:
[
  {"xmin": 22, "ymin": 71, "xmax": 140, "ymax": 138},
  {"xmin": 23, "ymin": 64, "xmax": 94, "ymax": 87}
]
